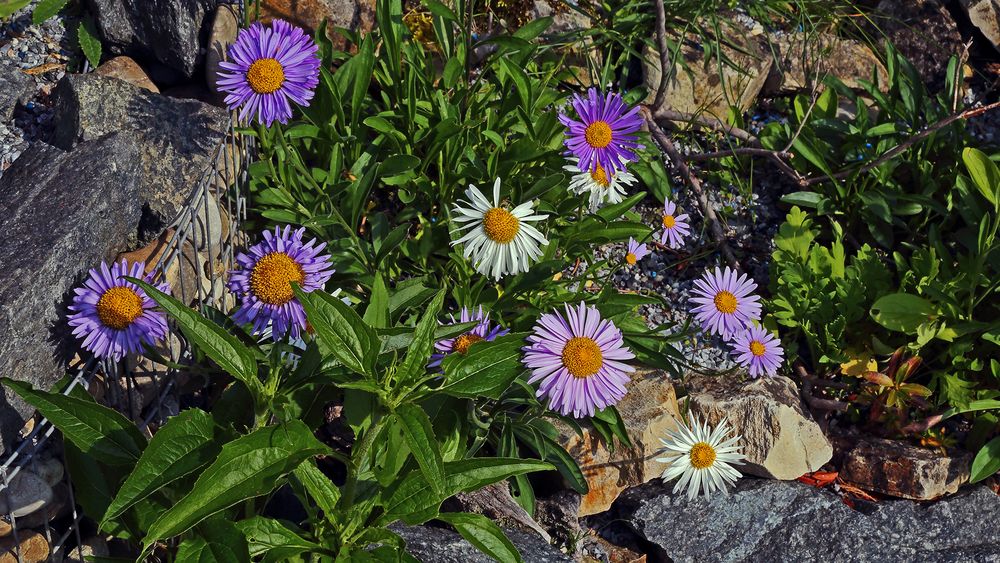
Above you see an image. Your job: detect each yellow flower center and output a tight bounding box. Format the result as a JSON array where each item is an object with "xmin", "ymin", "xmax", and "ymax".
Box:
[
  {"xmin": 714, "ymin": 291, "xmax": 738, "ymax": 314},
  {"xmin": 453, "ymin": 333, "xmax": 483, "ymax": 355},
  {"xmin": 246, "ymin": 58, "xmax": 286, "ymax": 94},
  {"xmin": 584, "ymin": 120, "xmax": 613, "ymax": 148},
  {"xmin": 749, "ymin": 340, "xmax": 767, "ymax": 357},
  {"xmin": 625, "ymin": 252, "xmax": 637, "ymax": 265},
  {"xmin": 482, "ymin": 207, "xmax": 520, "ymax": 244},
  {"xmin": 662, "ymin": 214, "xmax": 676, "ymax": 229},
  {"xmin": 96, "ymin": 286, "xmax": 144, "ymax": 330},
  {"xmin": 689, "ymin": 442, "xmax": 717, "ymax": 469},
  {"xmin": 589, "ymin": 164, "xmax": 611, "ymax": 187},
  {"xmin": 249, "ymin": 252, "xmax": 305, "ymax": 306},
  {"xmin": 562, "ymin": 337, "xmax": 603, "ymax": 378}
]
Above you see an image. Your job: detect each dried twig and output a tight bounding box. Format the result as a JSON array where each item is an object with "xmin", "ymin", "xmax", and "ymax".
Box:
[
  {"xmin": 651, "ymin": 0, "xmax": 671, "ymax": 111},
  {"xmin": 795, "ymin": 361, "xmax": 849, "ymax": 413},
  {"xmin": 644, "ymin": 110, "xmax": 739, "ymax": 270}
]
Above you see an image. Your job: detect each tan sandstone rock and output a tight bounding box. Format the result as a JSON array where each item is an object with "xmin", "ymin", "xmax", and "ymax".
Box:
[
  {"xmin": 686, "ymin": 374, "xmax": 833, "ymax": 480},
  {"xmin": 258, "ymin": 0, "xmax": 377, "ymax": 52},
  {"xmin": 763, "ymin": 31, "xmax": 888, "ymax": 94},
  {"xmin": 95, "ymin": 56, "xmax": 159, "ymax": 93},
  {"xmin": 839, "ymin": 437, "xmax": 972, "ymax": 500}
]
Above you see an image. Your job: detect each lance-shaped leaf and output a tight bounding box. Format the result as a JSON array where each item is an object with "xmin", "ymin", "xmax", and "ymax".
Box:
[
  {"xmin": 295, "ymin": 285, "xmax": 379, "ymax": 375},
  {"xmin": 437, "ymin": 512, "xmax": 522, "ymax": 563},
  {"xmin": 236, "ymin": 516, "xmax": 322, "ymax": 563},
  {"xmin": 439, "ymin": 335, "xmax": 526, "ymax": 399},
  {"xmin": 394, "ymin": 402, "xmax": 445, "ymax": 494}
]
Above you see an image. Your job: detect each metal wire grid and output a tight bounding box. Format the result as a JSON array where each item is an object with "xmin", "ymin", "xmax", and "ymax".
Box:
[{"xmin": 0, "ymin": 5, "xmax": 254, "ymax": 554}]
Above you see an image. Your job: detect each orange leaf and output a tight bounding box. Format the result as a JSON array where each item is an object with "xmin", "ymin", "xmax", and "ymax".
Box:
[
  {"xmin": 837, "ymin": 479, "xmax": 878, "ymax": 502},
  {"xmin": 797, "ymin": 471, "xmax": 838, "ymax": 487}
]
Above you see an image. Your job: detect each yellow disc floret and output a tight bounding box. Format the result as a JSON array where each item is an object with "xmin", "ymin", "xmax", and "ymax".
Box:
[
  {"xmin": 625, "ymin": 252, "xmax": 637, "ymax": 266},
  {"xmin": 482, "ymin": 208, "xmax": 520, "ymax": 244},
  {"xmin": 246, "ymin": 58, "xmax": 286, "ymax": 94},
  {"xmin": 662, "ymin": 214, "xmax": 676, "ymax": 229},
  {"xmin": 96, "ymin": 286, "xmax": 144, "ymax": 330},
  {"xmin": 453, "ymin": 333, "xmax": 484, "ymax": 355},
  {"xmin": 713, "ymin": 291, "xmax": 738, "ymax": 314},
  {"xmin": 590, "ymin": 164, "xmax": 611, "ymax": 187},
  {"xmin": 562, "ymin": 336, "xmax": 603, "ymax": 377},
  {"xmin": 689, "ymin": 442, "xmax": 717, "ymax": 469},
  {"xmin": 250, "ymin": 252, "xmax": 305, "ymax": 306},
  {"xmin": 584, "ymin": 120, "xmax": 613, "ymax": 148},
  {"xmin": 749, "ymin": 340, "xmax": 767, "ymax": 357}
]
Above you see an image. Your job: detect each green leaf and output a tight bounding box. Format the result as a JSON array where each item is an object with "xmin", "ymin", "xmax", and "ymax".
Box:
[
  {"xmin": 0, "ymin": 0, "xmax": 32, "ymax": 19},
  {"xmin": 440, "ymin": 335, "xmax": 526, "ymax": 399},
  {"xmin": 175, "ymin": 536, "xmax": 247, "ymax": 563},
  {"xmin": 77, "ymin": 16, "xmax": 102, "ymax": 69},
  {"xmin": 963, "ymin": 147, "xmax": 1000, "ymax": 207},
  {"xmin": 130, "ymin": 278, "xmax": 262, "ymax": 399},
  {"xmin": 293, "ymin": 460, "xmax": 340, "ymax": 520},
  {"xmin": 2, "ymin": 379, "xmax": 145, "ymax": 466},
  {"xmin": 235, "ymin": 517, "xmax": 322, "ymax": 563},
  {"xmin": 870, "ymin": 293, "xmax": 938, "ymax": 334},
  {"xmin": 296, "ymin": 286, "xmax": 378, "ymax": 376},
  {"xmin": 780, "ymin": 191, "xmax": 825, "ymax": 209},
  {"xmin": 31, "ymin": 0, "xmax": 67, "ymax": 24},
  {"xmin": 436, "ymin": 513, "xmax": 522, "ymax": 563},
  {"xmin": 395, "ymin": 402, "xmax": 445, "ymax": 494},
  {"xmin": 141, "ymin": 421, "xmax": 328, "ymax": 554},
  {"xmin": 380, "ymin": 154, "xmax": 421, "ymax": 176},
  {"xmin": 971, "ymin": 437, "xmax": 1000, "ymax": 483},
  {"xmin": 396, "ymin": 289, "xmax": 446, "ymax": 381},
  {"xmin": 364, "ymin": 272, "xmax": 390, "ymax": 328},
  {"xmin": 103, "ymin": 409, "xmax": 218, "ymax": 525}
]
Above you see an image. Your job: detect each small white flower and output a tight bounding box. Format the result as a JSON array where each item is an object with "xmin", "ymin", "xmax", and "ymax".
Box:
[
  {"xmin": 451, "ymin": 178, "xmax": 548, "ymax": 280},
  {"xmin": 656, "ymin": 414, "xmax": 744, "ymax": 500},
  {"xmin": 564, "ymin": 158, "xmax": 637, "ymax": 213}
]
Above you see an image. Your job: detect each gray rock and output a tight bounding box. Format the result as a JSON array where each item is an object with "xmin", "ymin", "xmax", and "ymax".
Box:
[
  {"xmin": 0, "ymin": 60, "xmax": 34, "ymax": 121},
  {"xmin": 391, "ymin": 524, "xmax": 572, "ymax": 563},
  {"xmin": 51, "ymin": 73, "xmax": 228, "ymax": 244},
  {"xmin": 0, "ymin": 470, "xmax": 52, "ymax": 518},
  {"xmin": 0, "ymin": 135, "xmax": 143, "ymax": 450},
  {"xmin": 873, "ymin": 0, "xmax": 963, "ymax": 92},
  {"xmin": 85, "ymin": 0, "xmax": 217, "ymax": 79},
  {"xmin": 619, "ymin": 479, "xmax": 1000, "ymax": 562}
]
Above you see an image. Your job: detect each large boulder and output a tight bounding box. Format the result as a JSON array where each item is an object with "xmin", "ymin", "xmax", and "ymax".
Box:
[
  {"xmin": 616, "ymin": 479, "xmax": 1000, "ymax": 562},
  {"xmin": 0, "ymin": 135, "xmax": 143, "ymax": 451},
  {"xmin": 839, "ymin": 437, "xmax": 972, "ymax": 500},
  {"xmin": 557, "ymin": 369, "xmax": 682, "ymax": 516},
  {"xmin": 85, "ymin": 0, "xmax": 217, "ymax": 79},
  {"xmin": 686, "ymin": 375, "xmax": 833, "ymax": 480},
  {"xmin": 257, "ymin": 0, "xmax": 377, "ymax": 51},
  {"xmin": 763, "ymin": 32, "xmax": 888, "ymax": 95},
  {"xmin": 873, "ymin": 0, "xmax": 963, "ymax": 91},
  {"xmin": 0, "ymin": 60, "xmax": 34, "ymax": 121},
  {"xmin": 962, "ymin": 0, "xmax": 1000, "ymax": 54},
  {"xmin": 51, "ymin": 73, "xmax": 228, "ymax": 244},
  {"xmin": 391, "ymin": 524, "xmax": 571, "ymax": 563}
]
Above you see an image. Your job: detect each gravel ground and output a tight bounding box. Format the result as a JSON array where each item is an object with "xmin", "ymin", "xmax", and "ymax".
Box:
[{"xmin": 0, "ymin": 2, "xmax": 76, "ymax": 178}]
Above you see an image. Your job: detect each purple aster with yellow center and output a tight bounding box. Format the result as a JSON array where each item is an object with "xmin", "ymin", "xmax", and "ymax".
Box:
[
  {"xmin": 659, "ymin": 198, "xmax": 691, "ymax": 248},
  {"xmin": 558, "ymin": 88, "xmax": 643, "ymax": 175},
  {"xmin": 730, "ymin": 325, "xmax": 784, "ymax": 378},
  {"xmin": 68, "ymin": 260, "xmax": 170, "ymax": 361},
  {"xmin": 229, "ymin": 225, "xmax": 334, "ymax": 341},
  {"xmin": 217, "ymin": 19, "xmax": 321, "ymax": 127},
  {"xmin": 429, "ymin": 306, "xmax": 509, "ymax": 368},
  {"xmin": 624, "ymin": 237, "xmax": 650, "ymax": 267},
  {"xmin": 523, "ymin": 302, "xmax": 635, "ymax": 418},
  {"xmin": 690, "ymin": 267, "xmax": 762, "ymax": 339}
]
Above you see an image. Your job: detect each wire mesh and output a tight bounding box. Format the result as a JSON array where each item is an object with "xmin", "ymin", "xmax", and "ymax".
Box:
[{"xmin": 0, "ymin": 3, "xmax": 252, "ymax": 557}]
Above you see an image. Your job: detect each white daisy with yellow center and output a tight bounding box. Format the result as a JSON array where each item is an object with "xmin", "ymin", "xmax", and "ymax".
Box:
[
  {"xmin": 656, "ymin": 415, "xmax": 744, "ymax": 500},
  {"xmin": 451, "ymin": 178, "xmax": 549, "ymax": 280},
  {"xmin": 564, "ymin": 158, "xmax": 637, "ymax": 213}
]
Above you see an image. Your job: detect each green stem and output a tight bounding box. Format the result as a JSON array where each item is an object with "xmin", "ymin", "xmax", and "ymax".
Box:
[{"xmin": 341, "ymin": 415, "xmax": 387, "ymax": 509}]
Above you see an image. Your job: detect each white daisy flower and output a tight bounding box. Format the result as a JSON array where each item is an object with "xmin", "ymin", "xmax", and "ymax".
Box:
[
  {"xmin": 656, "ymin": 414, "xmax": 744, "ymax": 500},
  {"xmin": 564, "ymin": 158, "xmax": 637, "ymax": 213},
  {"xmin": 451, "ymin": 178, "xmax": 548, "ymax": 280}
]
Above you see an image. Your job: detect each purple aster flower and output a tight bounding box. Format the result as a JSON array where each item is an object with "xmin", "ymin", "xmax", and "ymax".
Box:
[
  {"xmin": 217, "ymin": 19, "xmax": 321, "ymax": 127},
  {"xmin": 690, "ymin": 267, "xmax": 762, "ymax": 339},
  {"xmin": 730, "ymin": 325, "xmax": 784, "ymax": 378},
  {"xmin": 228, "ymin": 225, "xmax": 334, "ymax": 341},
  {"xmin": 625, "ymin": 237, "xmax": 650, "ymax": 267},
  {"xmin": 523, "ymin": 302, "xmax": 635, "ymax": 418},
  {"xmin": 659, "ymin": 198, "xmax": 690, "ymax": 248},
  {"xmin": 429, "ymin": 306, "xmax": 509, "ymax": 368},
  {"xmin": 558, "ymin": 88, "xmax": 643, "ymax": 175},
  {"xmin": 68, "ymin": 260, "xmax": 170, "ymax": 361}
]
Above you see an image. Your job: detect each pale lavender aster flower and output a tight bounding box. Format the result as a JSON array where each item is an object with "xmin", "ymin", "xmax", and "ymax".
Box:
[
  {"xmin": 229, "ymin": 225, "xmax": 334, "ymax": 341},
  {"xmin": 689, "ymin": 267, "xmax": 761, "ymax": 339},
  {"xmin": 558, "ymin": 88, "xmax": 643, "ymax": 175},
  {"xmin": 217, "ymin": 19, "xmax": 321, "ymax": 126},
  {"xmin": 625, "ymin": 237, "xmax": 650, "ymax": 267},
  {"xmin": 523, "ymin": 302, "xmax": 635, "ymax": 418},
  {"xmin": 68, "ymin": 260, "xmax": 170, "ymax": 361},
  {"xmin": 730, "ymin": 325, "xmax": 784, "ymax": 378},
  {"xmin": 659, "ymin": 198, "xmax": 690, "ymax": 248},
  {"xmin": 429, "ymin": 306, "xmax": 509, "ymax": 367}
]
